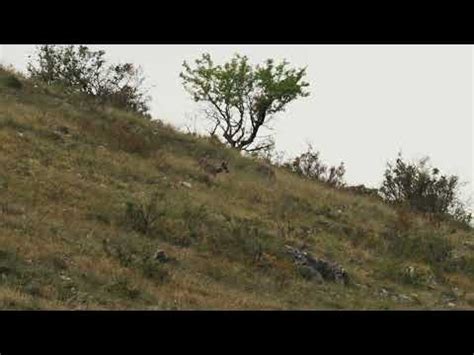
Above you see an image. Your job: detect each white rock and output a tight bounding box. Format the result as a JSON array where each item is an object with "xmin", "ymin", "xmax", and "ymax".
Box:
[{"xmin": 180, "ymin": 181, "xmax": 192, "ymax": 189}]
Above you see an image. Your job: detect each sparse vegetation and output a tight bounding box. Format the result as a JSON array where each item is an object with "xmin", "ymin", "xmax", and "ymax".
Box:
[{"xmin": 0, "ymin": 65, "xmax": 472, "ymax": 310}]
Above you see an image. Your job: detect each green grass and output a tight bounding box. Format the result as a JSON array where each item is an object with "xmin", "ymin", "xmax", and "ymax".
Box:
[{"xmin": 0, "ymin": 67, "xmax": 473, "ymax": 309}]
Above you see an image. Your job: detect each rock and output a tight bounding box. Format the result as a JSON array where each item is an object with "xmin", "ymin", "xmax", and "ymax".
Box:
[
  {"xmin": 447, "ymin": 302, "xmax": 456, "ymax": 308},
  {"xmin": 153, "ymin": 249, "xmax": 169, "ymax": 263},
  {"xmin": 452, "ymin": 287, "xmax": 464, "ymax": 298},
  {"xmin": 285, "ymin": 245, "xmax": 349, "ymax": 285},
  {"xmin": 298, "ymin": 265, "xmax": 324, "ymax": 283},
  {"xmin": 397, "ymin": 294, "xmax": 412, "ymax": 303},
  {"xmin": 59, "ymin": 274, "xmax": 72, "ymax": 281},
  {"xmin": 56, "ymin": 126, "xmax": 70, "ymax": 135},
  {"xmin": 405, "ymin": 265, "xmax": 415, "ymax": 277},
  {"xmin": 179, "ymin": 181, "xmax": 192, "ymax": 189}
]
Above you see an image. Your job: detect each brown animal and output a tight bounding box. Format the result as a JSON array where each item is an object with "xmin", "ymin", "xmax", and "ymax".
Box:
[{"xmin": 198, "ymin": 157, "xmax": 229, "ymax": 178}]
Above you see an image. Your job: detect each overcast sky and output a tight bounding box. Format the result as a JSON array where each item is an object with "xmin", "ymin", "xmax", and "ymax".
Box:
[{"xmin": 1, "ymin": 44, "xmax": 473, "ymax": 208}]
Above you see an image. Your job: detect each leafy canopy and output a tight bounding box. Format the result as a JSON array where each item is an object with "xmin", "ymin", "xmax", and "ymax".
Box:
[{"xmin": 180, "ymin": 53, "xmax": 309, "ymax": 152}]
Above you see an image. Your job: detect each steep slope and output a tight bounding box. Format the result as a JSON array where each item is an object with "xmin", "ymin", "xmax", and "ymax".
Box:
[{"xmin": 0, "ymin": 68, "xmax": 473, "ymax": 309}]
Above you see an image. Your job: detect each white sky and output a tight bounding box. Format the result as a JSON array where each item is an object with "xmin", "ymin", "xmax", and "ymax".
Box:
[{"xmin": 1, "ymin": 45, "xmax": 473, "ymax": 208}]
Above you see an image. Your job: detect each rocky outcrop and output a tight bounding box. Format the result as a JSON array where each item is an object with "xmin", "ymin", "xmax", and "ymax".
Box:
[
  {"xmin": 285, "ymin": 245, "xmax": 349, "ymax": 285},
  {"xmin": 153, "ymin": 249, "xmax": 175, "ymax": 264}
]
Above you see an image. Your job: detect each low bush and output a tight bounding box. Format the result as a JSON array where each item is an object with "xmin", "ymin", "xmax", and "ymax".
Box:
[
  {"xmin": 124, "ymin": 192, "xmax": 167, "ymax": 235},
  {"xmin": 380, "ymin": 153, "xmax": 472, "ymax": 226}
]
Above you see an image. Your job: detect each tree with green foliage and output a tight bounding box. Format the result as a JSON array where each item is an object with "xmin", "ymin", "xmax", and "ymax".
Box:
[
  {"xmin": 27, "ymin": 45, "xmax": 151, "ymax": 116},
  {"xmin": 180, "ymin": 53, "xmax": 309, "ymax": 152},
  {"xmin": 380, "ymin": 153, "xmax": 472, "ymax": 226}
]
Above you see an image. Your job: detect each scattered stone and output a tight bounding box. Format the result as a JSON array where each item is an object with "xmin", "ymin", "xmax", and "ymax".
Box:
[
  {"xmin": 452, "ymin": 287, "xmax": 464, "ymax": 298},
  {"xmin": 56, "ymin": 126, "xmax": 70, "ymax": 135},
  {"xmin": 285, "ymin": 245, "xmax": 349, "ymax": 285},
  {"xmin": 59, "ymin": 274, "xmax": 72, "ymax": 281},
  {"xmin": 397, "ymin": 294, "xmax": 412, "ymax": 303},
  {"xmin": 153, "ymin": 249, "xmax": 170, "ymax": 263},
  {"xmin": 179, "ymin": 181, "xmax": 192, "ymax": 189},
  {"xmin": 298, "ymin": 265, "xmax": 324, "ymax": 283}
]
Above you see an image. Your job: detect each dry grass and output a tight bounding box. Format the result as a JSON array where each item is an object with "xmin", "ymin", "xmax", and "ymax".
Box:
[{"xmin": 0, "ymin": 67, "xmax": 473, "ymax": 309}]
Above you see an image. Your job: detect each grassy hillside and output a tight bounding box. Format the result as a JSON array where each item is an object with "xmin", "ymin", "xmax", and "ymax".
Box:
[{"xmin": 0, "ymin": 67, "xmax": 473, "ymax": 309}]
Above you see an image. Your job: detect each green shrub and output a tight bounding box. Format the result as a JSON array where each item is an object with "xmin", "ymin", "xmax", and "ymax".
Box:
[
  {"xmin": 139, "ymin": 258, "xmax": 170, "ymax": 282},
  {"xmin": 124, "ymin": 192, "xmax": 167, "ymax": 235},
  {"xmin": 380, "ymin": 153, "xmax": 472, "ymax": 226},
  {"xmin": 102, "ymin": 235, "xmax": 171, "ymax": 283},
  {"xmin": 0, "ymin": 74, "xmax": 23, "ymax": 89},
  {"xmin": 382, "ymin": 227, "xmax": 453, "ymax": 265},
  {"xmin": 104, "ymin": 277, "xmax": 141, "ymax": 300},
  {"xmin": 27, "ymin": 45, "xmax": 151, "ymax": 116},
  {"xmin": 205, "ymin": 217, "xmax": 281, "ymax": 264}
]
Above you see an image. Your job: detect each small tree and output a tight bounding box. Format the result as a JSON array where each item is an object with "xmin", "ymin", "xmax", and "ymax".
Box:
[
  {"xmin": 27, "ymin": 45, "xmax": 151, "ymax": 116},
  {"xmin": 180, "ymin": 53, "xmax": 309, "ymax": 152},
  {"xmin": 286, "ymin": 144, "xmax": 346, "ymax": 187},
  {"xmin": 380, "ymin": 153, "xmax": 472, "ymax": 225}
]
